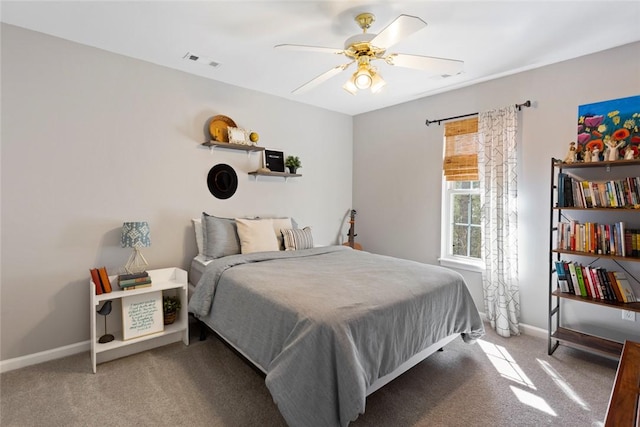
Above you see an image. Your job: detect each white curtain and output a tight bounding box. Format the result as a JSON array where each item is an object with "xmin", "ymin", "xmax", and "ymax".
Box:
[{"xmin": 478, "ymin": 105, "xmax": 520, "ymax": 337}]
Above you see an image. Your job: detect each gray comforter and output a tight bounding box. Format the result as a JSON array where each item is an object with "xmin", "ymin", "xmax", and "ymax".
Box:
[{"xmin": 189, "ymin": 246, "xmax": 484, "ymax": 427}]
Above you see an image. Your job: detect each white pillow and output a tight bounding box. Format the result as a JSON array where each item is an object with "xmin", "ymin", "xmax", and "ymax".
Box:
[
  {"xmin": 282, "ymin": 227, "xmax": 314, "ymax": 251},
  {"xmin": 192, "ymin": 218, "xmax": 203, "ymax": 255},
  {"xmin": 235, "ymin": 218, "xmax": 279, "ymax": 254}
]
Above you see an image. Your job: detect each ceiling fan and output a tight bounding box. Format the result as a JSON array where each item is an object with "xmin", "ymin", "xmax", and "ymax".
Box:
[{"xmin": 275, "ymin": 12, "xmax": 464, "ymax": 95}]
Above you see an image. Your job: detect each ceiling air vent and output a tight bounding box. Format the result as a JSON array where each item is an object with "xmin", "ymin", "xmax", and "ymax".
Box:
[{"xmin": 183, "ymin": 52, "xmax": 220, "ymax": 68}]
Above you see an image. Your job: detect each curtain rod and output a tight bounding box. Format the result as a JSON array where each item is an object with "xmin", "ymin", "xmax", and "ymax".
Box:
[{"xmin": 425, "ymin": 100, "xmax": 531, "ymax": 126}]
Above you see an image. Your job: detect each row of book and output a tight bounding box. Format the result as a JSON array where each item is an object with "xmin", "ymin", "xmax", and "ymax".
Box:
[
  {"xmin": 90, "ymin": 267, "xmax": 112, "ymax": 295},
  {"xmin": 117, "ymin": 271, "xmax": 152, "ymax": 290},
  {"xmin": 557, "ymin": 221, "xmax": 639, "ymax": 257},
  {"xmin": 555, "ymin": 260, "xmax": 637, "ymax": 303},
  {"xmin": 557, "ymin": 173, "xmax": 640, "ymax": 208}
]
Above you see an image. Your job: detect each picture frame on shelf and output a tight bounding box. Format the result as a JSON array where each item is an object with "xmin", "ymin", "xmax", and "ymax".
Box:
[
  {"xmin": 121, "ymin": 290, "xmax": 164, "ymax": 340},
  {"xmin": 227, "ymin": 127, "xmax": 249, "ymax": 145},
  {"xmin": 264, "ymin": 149, "xmax": 285, "ymax": 172}
]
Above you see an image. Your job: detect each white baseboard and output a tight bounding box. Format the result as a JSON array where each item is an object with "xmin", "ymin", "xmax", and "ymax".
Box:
[
  {"xmin": 0, "ymin": 341, "xmax": 89, "ymax": 373},
  {"xmin": 519, "ymin": 322, "xmax": 547, "ymax": 339},
  {"xmin": 478, "ymin": 311, "xmax": 547, "ymax": 340}
]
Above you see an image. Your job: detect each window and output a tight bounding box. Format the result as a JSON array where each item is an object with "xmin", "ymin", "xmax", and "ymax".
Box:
[
  {"xmin": 448, "ymin": 181, "xmax": 481, "ymax": 258},
  {"xmin": 440, "ymin": 118, "xmax": 483, "ymax": 270}
]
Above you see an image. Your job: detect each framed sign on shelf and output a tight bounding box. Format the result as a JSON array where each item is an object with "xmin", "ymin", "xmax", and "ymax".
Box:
[
  {"xmin": 264, "ymin": 149, "xmax": 285, "ymax": 172},
  {"xmin": 121, "ymin": 290, "xmax": 164, "ymax": 340}
]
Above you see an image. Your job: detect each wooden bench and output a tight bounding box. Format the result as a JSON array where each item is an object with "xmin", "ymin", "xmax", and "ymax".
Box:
[{"xmin": 605, "ymin": 340, "xmax": 640, "ymax": 426}]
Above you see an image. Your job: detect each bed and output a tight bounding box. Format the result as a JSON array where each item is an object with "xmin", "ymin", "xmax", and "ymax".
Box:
[{"xmin": 187, "ymin": 215, "xmax": 484, "ymax": 427}]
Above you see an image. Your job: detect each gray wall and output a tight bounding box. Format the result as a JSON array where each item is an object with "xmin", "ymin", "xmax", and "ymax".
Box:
[
  {"xmin": 353, "ymin": 41, "xmax": 640, "ymax": 341},
  {"xmin": 0, "ymin": 24, "xmax": 353, "ymax": 361}
]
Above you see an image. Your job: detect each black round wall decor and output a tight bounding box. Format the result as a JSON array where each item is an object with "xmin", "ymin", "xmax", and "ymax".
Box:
[{"xmin": 207, "ymin": 164, "xmax": 238, "ymax": 199}]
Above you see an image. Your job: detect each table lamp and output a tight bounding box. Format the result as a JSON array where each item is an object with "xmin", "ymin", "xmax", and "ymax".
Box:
[{"xmin": 121, "ymin": 221, "xmax": 151, "ymax": 274}]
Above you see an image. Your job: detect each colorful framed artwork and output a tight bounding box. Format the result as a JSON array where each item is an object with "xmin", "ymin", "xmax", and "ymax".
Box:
[{"xmin": 577, "ymin": 95, "xmax": 640, "ymax": 161}]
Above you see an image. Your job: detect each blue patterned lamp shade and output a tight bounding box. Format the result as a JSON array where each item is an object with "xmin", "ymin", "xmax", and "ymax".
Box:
[
  {"xmin": 121, "ymin": 222, "xmax": 151, "ymax": 248},
  {"xmin": 121, "ymin": 222, "xmax": 150, "ymax": 274}
]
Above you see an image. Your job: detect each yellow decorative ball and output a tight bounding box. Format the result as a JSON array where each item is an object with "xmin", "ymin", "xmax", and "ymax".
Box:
[{"xmin": 249, "ymin": 132, "xmax": 259, "ymax": 143}]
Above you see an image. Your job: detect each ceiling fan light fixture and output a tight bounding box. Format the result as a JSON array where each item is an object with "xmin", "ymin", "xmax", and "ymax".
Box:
[{"xmin": 354, "ymin": 64, "xmax": 373, "ymax": 89}]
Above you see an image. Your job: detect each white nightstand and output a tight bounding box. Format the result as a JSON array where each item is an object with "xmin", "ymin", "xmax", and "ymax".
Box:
[{"xmin": 90, "ymin": 267, "xmax": 189, "ymax": 373}]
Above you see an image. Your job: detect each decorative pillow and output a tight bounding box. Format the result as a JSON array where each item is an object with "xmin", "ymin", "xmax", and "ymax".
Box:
[
  {"xmin": 282, "ymin": 227, "xmax": 314, "ymax": 251},
  {"xmin": 270, "ymin": 217, "xmax": 293, "ymax": 250},
  {"xmin": 192, "ymin": 218, "xmax": 204, "ymax": 255},
  {"xmin": 235, "ymin": 218, "xmax": 280, "ymax": 254},
  {"xmin": 201, "ymin": 212, "xmax": 241, "ymax": 259}
]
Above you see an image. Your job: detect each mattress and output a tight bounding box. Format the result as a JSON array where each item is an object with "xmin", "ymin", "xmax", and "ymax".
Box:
[{"xmin": 188, "ymin": 255, "xmax": 212, "ymax": 298}]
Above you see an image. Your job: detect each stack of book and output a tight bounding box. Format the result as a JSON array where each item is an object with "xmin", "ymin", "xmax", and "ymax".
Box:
[{"xmin": 117, "ymin": 271, "xmax": 152, "ymax": 290}]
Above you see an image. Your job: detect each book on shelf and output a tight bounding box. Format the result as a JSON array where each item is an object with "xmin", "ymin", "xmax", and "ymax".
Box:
[
  {"xmin": 562, "ymin": 261, "xmax": 575, "ymax": 294},
  {"xmin": 89, "ymin": 268, "xmax": 103, "ymax": 295},
  {"xmin": 583, "ymin": 265, "xmax": 598, "ymax": 298},
  {"xmin": 119, "ymin": 278, "xmax": 152, "ymax": 289},
  {"xmin": 596, "ymin": 268, "xmax": 615, "ymax": 301},
  {"xmin": 97, "ymin": 266, "xmax": 112, "ymax": 293},
  {"xmin": 118, "ymin": 276, "xmax": 152, "ymax": 287},
  {"xmin": 566, "ymin": 262, "xmax": 580, "ymax": 296},
  {"xmin": 122, "ymin": 282, "xmax": 152, "ymax": 291},
  {"xmin": 118, "ymin": 271, "xmax": 149, "ymax": 281},
  {"xmin": 613, "ymin": 272, "xmax": 637, "ymax": 303},
  {"xmin": 588, "ymin": 266, "xmax": 604, "ymax": 299},
  {"xmin": 607, "ymin": 271, "xmax": 625, "ymax": 302},
  {"xmin": 554, "ymin": 261, "xmax": 570, "ymax": 293},
  {"xmin": 573, "ymin": 263, "xmax": 588, "ymax": 297}
]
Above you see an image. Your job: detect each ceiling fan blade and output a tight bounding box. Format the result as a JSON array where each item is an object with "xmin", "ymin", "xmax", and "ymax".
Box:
[
  {"xmin": 292, "ymin": 62, "xmax": 353, "ymax": 94},
  {"xmin": 385, "ymin": 53, "xmax": 464, "ymax": 76},
  {"xmin": 370, "ymin": 15, "xmax": 427, "ymax": 50},
  {"xmin": 275, "ymin": 44, "xmax": 344, "ymax": 55}
]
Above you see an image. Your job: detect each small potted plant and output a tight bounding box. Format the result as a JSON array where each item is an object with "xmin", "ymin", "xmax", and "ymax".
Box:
[
  {"xmin": 285, "ymin": 155, "xmax": 301, "ymax": 174},
  {"xmin": 163, "ymin": 295, "xmax": 181, "ymax": 325}
]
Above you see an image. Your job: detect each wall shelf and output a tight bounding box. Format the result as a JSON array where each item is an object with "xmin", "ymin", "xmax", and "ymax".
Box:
[
  {"xmin": 248, "ymin": 170, "xmax": 301, "ymax": 181},
  {"xmin": 201, "ymin": 141, "xmax": 265, "ymax": 154}
]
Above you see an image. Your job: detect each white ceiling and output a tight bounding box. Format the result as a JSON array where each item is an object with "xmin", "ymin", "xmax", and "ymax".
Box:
[{"xmin": 2, "ymin": 1, "xmax": 639, "ymax": 116}]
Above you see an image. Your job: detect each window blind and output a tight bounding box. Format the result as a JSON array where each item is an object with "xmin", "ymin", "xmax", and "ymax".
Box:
[{"xmin": 443, "ymin": 117, "xmax": 479, "ymax": 181}]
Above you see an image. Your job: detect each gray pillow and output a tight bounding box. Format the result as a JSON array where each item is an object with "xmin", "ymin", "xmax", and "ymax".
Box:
[{"xmin": 201, "ymin": 212, "xmax": 241, "ymax": 259}]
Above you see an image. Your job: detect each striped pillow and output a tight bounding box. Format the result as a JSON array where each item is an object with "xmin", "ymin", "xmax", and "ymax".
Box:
[{"xmin": 282, "ymin": 227, "xmax": 313, "ymax": 251}]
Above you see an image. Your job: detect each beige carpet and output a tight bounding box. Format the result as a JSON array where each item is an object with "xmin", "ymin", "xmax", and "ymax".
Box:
[{"xmin": 1, "ymin": 323, "xmax": 617, "ymax": 426}]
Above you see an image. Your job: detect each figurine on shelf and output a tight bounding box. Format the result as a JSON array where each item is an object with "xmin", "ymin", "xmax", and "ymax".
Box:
[
  {"xmin": 582, "ymin": 148, "xmax": 592, "ymax": 163},
  {"xmin": 604, "ymin": 138, "xmax": 625, "ymax": 161},
  {"xmin": 564, "ymin": 141, "xmax": 577, "ymax": 163},
  {"xmin": 624, "ymin": 145, "xmax": 637, "ymax": 160},
  {"xmin": 591, "ymin": 146, "xmax": 601, "ymax": 162}
]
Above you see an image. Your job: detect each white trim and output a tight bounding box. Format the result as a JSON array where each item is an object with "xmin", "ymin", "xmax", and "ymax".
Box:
[
  {"xmin": 518, "ymin": 322, "xmax": 547, "ymax": 340},
  {"xmin": 0, "ymin": 341, "xmax": 89, "ymax": 373},
  {"xmin": 477, "ymin": 313, "xmax": 547, "ymax": 340}
]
